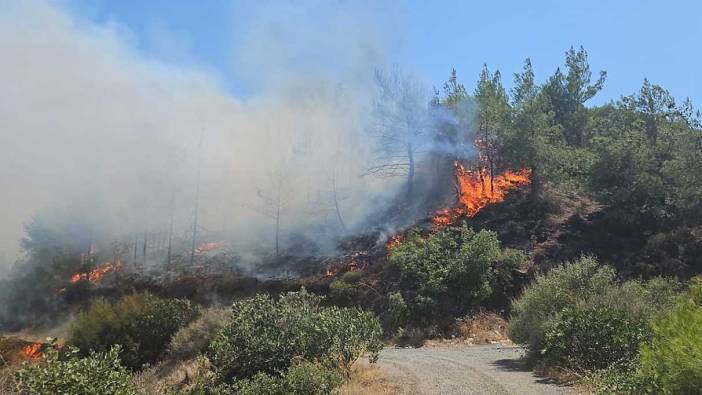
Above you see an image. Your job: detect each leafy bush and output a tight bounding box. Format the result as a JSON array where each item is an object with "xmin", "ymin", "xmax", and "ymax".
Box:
[
  {"xmin": 169, "ymin": 307, "xmax": 230, "ymax": 361},
  {"xmin": 14, "ymin": 343, "xmax": 136, "ymax": 395},
  {"xmin": 600, "ymin": 276, "xmax": 680, "ymax": 321},
  {"xmin": 385, "ymin": 291, "xmax": 408, "ymax": 331},
  {"xmin": 542, "ymin": 306, "xmax": 649, "ymax": 371},
  {"xmin": 69, "ymin": 292, "xmax": 197, "ymax": 370},
  {"xmin": 389, "ymin": 225, "xmax": 500, "ymax": 304},
  {"xmin": 509, "ymin": 256, "xmax": 679, "ymax": 369},
  {"xmin": 234, "ymin": 360, "xmax": 343, "ymax": 395},
  {"xmin": 388, "ymin": 224, "xmax": 522, "ymax": 326},
  {"xmin": 207, "ymin": 289, "xmax": 382, "ymax": 381},
  {"xmin": 638, "ymin": 282, "xmax": 702, "ymax": 394},
  {"xmin": 509, "ymin": 256, "xmax": 616, "ymax": 353},
  {"xmin": 590, "ymin": 363, "xmax": 651, "ymax": 395},
  {"xmin": 328, "ymin": 279, "xmax": 360, "ymax": 306},
  {"xmin": 318, "ymin": 306, "xmax": 383, "ymax": 375}
]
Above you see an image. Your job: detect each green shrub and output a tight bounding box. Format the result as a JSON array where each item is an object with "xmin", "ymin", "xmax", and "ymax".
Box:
[
  {"xmin": 207, "ymin": 289, "xmax": 383, "ymax": 381},
  {"xmin": 69, "ymin": 292, "xmax": 197, "ymax": 370},
  {"xmin": 542, "ymin": 306, "xmax": 649, "ymax": 371},
  {"xmin": 389, "ymin": 225, "xmax": 500, "ymax": 304},
  {"xmin": 591, "ymin": 360, "xmax": 652, "ymax": 395},
  {"xmin": 638, "ymin": 282, "xmax": 702, "ymax": 395},
  {"xmin": 14, "ymin": 343, "xmax": 136, "ymax": 395},
  {"xmin": 509, "ymin": 256, "xmax": 679, "ymax": 368},
  {"xmin": 508, "ymin": 256, "xmax": 617, "ymax": 353},
  {"xmin": 601, "ymin": 277, "xmax": 681, "ymax": 321},
  {"xmin": 388, "ymin": 224, "xmax": 520, "ymax": 326},
  {"xmin": 169, "ymin": 307, "xmax": 230, "ymax": 361},
  {"xmin": 233, "ymin": 372, "xmax": 283, "ymax": 395},
  {"xmin": 385, "ymin": 291, "xmax": 408, "ymax": 331},
  {"xmin": 233, "ymin": 360, "xmax": 343, "ymax": 395},
  {"xmin": 328, "ymin": 279, "xmax": 360, "ymax": 305},
  {"xmin": 318, "ymin": 306, "xmax": 383, "ymax": 375}
]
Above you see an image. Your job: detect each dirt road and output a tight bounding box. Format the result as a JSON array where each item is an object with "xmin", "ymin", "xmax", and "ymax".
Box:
[{"xmin": 378, "ymin": 344, "xmax": 574, "ymax": 395}]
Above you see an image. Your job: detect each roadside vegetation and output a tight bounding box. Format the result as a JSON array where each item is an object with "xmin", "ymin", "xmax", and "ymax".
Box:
[
  {"xmin": 509, "ymin": 257, "xmax": 702, "ymax": 394},
  {"xmin": 2, "ymin": 45, "xmax": 702, "ymax": 394},
  {"xmin": 2, "ymin": 289, "xmax": 383, "ymax": 394}
]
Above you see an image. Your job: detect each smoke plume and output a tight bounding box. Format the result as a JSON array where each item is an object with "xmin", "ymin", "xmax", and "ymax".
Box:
[{"xmin": 0, "ymin": 0, "xmax": 416, "ymax": 271}]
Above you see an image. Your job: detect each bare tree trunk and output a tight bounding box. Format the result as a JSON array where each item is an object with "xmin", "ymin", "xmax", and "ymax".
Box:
[
  {"xmin": 133, "ymin": 236, "xmax": 138, "ymax": 265},
  {"xmin": 189, "ymin": 132, "xmax": 204, "ymax": 266},
  {"xmin": 142, "ymin": 231, "xmax": 147, "ymax": 267},
  {"xmin": 167, "ymin": 212, "xmax": 174, "ymax": 268},
  {"xmin": 407, "ymin": 142, "xmax": 415, "ymax": 198},
  {"xmin": 484, "ymin": 115, "xmax": 494, "ymax": 195},
  {"xmin": 332, "ymin": 175, "xmax": 346, "ymax": 231},
  {"xmin": 275, "ymin": 185, "xmax": 281, "ymax": 257}
]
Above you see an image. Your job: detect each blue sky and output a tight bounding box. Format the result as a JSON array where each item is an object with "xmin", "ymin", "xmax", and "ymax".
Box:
[{"xmin": 63, "ymin": 0, "xmax": 702, "ymax": 106}]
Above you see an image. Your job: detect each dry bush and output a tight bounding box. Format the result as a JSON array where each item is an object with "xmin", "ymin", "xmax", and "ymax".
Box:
[
  {"xmin": 453, "ymin": 312, "xmax": 508, "ymax": 345},
  {"xmin": 130, "ymin": 357, "xmax": 208, "ymax": 394},
  {"xmin": 0, "ymin": 365, "xmax": 21, "ymax": 395},
  {"xmin": 339, "ymin": 360, "xmax": 398, "ymax": 395},
  {"xmin": 168, "ymin": 307, "xmax": 230, "ymax": 361}
]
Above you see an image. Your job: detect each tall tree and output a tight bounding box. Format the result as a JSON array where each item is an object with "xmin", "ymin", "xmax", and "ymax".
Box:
[
  {"xmin": 544, "ymin": 46, "xmax": 606, "ymax": 147},
  {"xmin": 367, "ymin": 67, "xmax": 431, "ymax": 198},
  {"xmin": 432, "ymin": 69, "xmax": 474, "ymax": 150},
  {"xmin": 474, "ymin": 65, "xmax": 510, "ymax": 194},
  {"xmin": 501, "ymin": 59, "xmax": 558, "ymax": 194}
]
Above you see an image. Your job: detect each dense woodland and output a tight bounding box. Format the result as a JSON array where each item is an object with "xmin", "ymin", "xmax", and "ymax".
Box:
[{"xmin": 2, "ymin": 47, "xmax": 702, "ymax": 394}]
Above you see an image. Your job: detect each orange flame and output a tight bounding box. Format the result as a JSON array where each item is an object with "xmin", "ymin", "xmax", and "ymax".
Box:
[
  {"xmin": 21, "ymin": 342, "xmax": 43, "ymax": 359},
  {"xmin": 195, "ymin": 241, "xmax": 225, "ymax": 254},
  {"xmin": 385, "ymin": 234, "xmax": 404, "ymax": 253},
  {"xmin": 69, "ymin": 261, "xmax": 122, "ymax": 284},
  {"xmin": 433, "ymin": 161, "xmax": 530, "ymax": 227}
]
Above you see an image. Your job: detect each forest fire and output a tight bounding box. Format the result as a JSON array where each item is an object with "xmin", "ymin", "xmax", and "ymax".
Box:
[
  {"xmin": 21, "ymin": 342, "xmax": 43, "ymax": 360},
  {"xmin": 325, "ymin": 251, "xmax": 369, "ymax": 277},
  {"xmin": 385, "ymin": 234, "xmax": 404, "ymax": 253},
  {"xmin": 433, "ymin": 161, "xmax": 530, "ymax": 228},
  {"xmin": 69, "ymin": 261, "xmax": 122, "ymax": 284},
  {"xmin": 195, "ymin": 241, "xmax": 226, "ymax": 254}
]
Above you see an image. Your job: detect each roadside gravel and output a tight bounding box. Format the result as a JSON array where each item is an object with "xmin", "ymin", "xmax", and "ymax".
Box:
[{"xmin": 378, "ymin": 344, "xmax": 574, "ymax": 395}]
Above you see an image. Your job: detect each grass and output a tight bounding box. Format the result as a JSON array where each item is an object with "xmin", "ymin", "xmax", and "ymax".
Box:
[{"xmin": 339, "ymin": 361, "xmax": 398, "ymax": 395}]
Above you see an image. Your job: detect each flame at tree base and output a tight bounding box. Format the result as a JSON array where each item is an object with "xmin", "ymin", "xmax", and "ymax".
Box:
[
  {"xmin": 69, "ymin": 261, "xmax": 122, "ymax": 284},
  {"xmin": 433, "ymin": 161, "xmax": 530, "ymax": 228},
  {"xmin": 21, "ymin": 342, "xmax": 43, "ymax": 359}
]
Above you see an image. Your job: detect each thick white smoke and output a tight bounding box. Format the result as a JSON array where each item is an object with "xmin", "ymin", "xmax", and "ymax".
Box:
[{"xmin": 0, "ymin": 0, "xmax": 410, "ymax": 269}]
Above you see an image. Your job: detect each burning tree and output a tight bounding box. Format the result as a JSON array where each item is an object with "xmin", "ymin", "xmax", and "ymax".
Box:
[
  {"xmin": 367, "ymin": 67, "xmax": 432, "ymax": 198},
  {"xmin": 474, "ymin": 65, "xmax": 510, "ymax": 196}
]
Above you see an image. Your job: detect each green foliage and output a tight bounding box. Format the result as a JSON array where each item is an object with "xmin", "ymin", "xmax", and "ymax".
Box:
[
  {"xmin": 638, "ymin": 282, "xmax": 702, "ymax": 394},
  {"xmin": 385, "ymin": 291, "xmax": 408, "ymax": 331},
  {"xmin": 233, "ymin": 360, "xmax": 343, "ymax": 395},
  {"xmin": 168, "ymin": 307, "xmax": 230, "ymax": 361},
  {"xmin": 591, "ymin": 359, "xmax": 653, "ymax": 395},
  {"xmin": 508, "ymin": 256, "xmax": 616, "ymax": 352},
  {"xmin": 542, "ymin": 306, "xmax": 649, "ymax": 371},
  {"xmin": 68, "ymin": 292, "xmax": 197, "ymax": 370},
  {"xmin": 14, "ymin": 343, "xmax": 136, "ymax": 395},
  {"xmin": 509, "ymin": 256, "xmax": 679, "ymax": 369},
  {"xmin": 328, "ymin": 279, "xmax": 360, "ymax": 306},
  {"xmin": 207, "ymin": 289, "xmax": 382, "ymax": 381},
  {"xmin": 389, "ymin": 225, "xmax": 502, "ymax": 306},
  {"xmin": 388, "ymin": 224, "xmax": 525, "ymax": 327},
  {"xmin": 318, "ymin": 306, "xmax": 383, "ymax": 375}
]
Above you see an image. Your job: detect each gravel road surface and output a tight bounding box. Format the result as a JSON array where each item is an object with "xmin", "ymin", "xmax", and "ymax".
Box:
[{"xmin": 378, "ymin": 344, "xmax": 574, "ymax": 395}]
